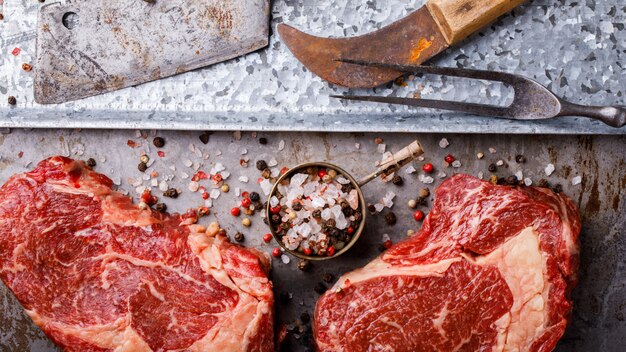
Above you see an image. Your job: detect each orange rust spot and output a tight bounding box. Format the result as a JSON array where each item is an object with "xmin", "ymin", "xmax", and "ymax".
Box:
[
  {"xmin": 394, "ymin": 77, "xmax": 408, "ymax": 87},
  {"xmin": 409, "ymin": 38, "xmax": 433, "ymax": 63}
]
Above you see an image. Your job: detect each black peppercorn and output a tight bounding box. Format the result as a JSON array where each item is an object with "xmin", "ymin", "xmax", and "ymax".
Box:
[
  {"xmin": 326, "ymin": 219, "xmax": 336, "ymax": 228},
  {"xmin": 86, "ymin": 158, "xmax": 97, "ymax": 168},
  {"xmin": 199, "ymin": 132, "xmax": 211, "ymax": 144},
  {"xmin": 256, "ymin": 160, "xmax": 268, "ymax": 171},
  {"xmin": 367, "ymin": 204, "xmax": 376, "ymax": 213},
  {"xmin": 155, "ymin": 203, "xmax": 167, "ymax": 213},
  {"xmin": 314, "ymin": 283, "xmax": 327, "ymax": 294},
  {"xmin": 552, "ymin": 184, "xmax": 563, "ymax": 194},
  {"xmin": 298, "ymin": 259, "xmax": 312, "ymax": 271},
  {"xmin": 250, "ymin": 192, "xmax": 260, "ymax": 202},
  {"xmin": 153, "ymin": 137, "xmax": 165, "ymax": 148},
  {"xmin": 259, "ymin": 137, "xmax": 268, "ymax": 145},
  {"xmin": 234, "ymin": 232, "xmax": 245, "ymax": 242},
  {"xmin": 292, "ymin": 202, "xmax": 303, "ymax": 211},
  {"xmin": 392, "ymin": 175, "xmax": 404, "ymax": 186},
  {"xmin": 341, "ymin": 184, "xmax": 354, "ymax": 193},
  {"xmin": 7, "ymin": 96, "xmax": 16, "ymax": 106},
  {"xmin": 271, "ymin": 214, "xmax": 282, "ymax": 224},
  {"xmin": 488, "ymin": 163, "xmax": 497, "ymax": 172},
  {"xmin": 300, "ymin": 312, "xmax": 311, "ymax": 323},
  {"xmin": 312, "ymin": 209, "xmax": 321, "ymax": 219},
  {"xmin": 505, "ymin": 175, "xmax": 518, "ymax": 185},
  {"xmin": 322, "ymin": 273, "xmax": 334, "ymax": 283},
  {"xmin": 163, "ymin": 188, "xmax": 179, "ymax": 198},
  {"xmin": 515, "ymin": 155, "xmax": 527, "ymax": 164},
  {"xmin": 138, "ymin": 162, "xmax": 148, "ymax": 173},
  {"xmin": 384, "ymin": 212, "xmax": 397, "ymax": 225},
  {"xmin": 280, "ymin": 222, "xmax": 290, "ymax": 231}
]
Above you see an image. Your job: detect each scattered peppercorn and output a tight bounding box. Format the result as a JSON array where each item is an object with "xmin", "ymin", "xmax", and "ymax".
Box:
[
  {"xmin": 552, "ymin": 184, "xmax": 563, "ymax": 194},
  {"xmin": 155, "ymin": 203, "xmax": 167, "ymax": 213},
  {"xmin": 256, "ymin": 160, "xmax": 268, "ymax": 171},
  {"xmin": 416, "ymin": 196, "xmax": 428, "ymax": 206},
  {"xmin": 444, "ymin": 154, "xmax": 455, "ymax": 164},
  {"xmin": 536, "ymin": 179, "xmax": 549, "ymax": 188},
  {"xmin": 22, "ymin": 63, "xmax": 33, "ymax": 72},
  {"xmin": 422, "ymin": 163, "xmax": 434, "ymax": 173},
  {"xmin": 263, "ymin": 233, "xmax": 273, "ymax": 243},
  {"xmin": 261, "ymin": 168, "xmax": 271, "ymax": 179},
  {"xmin": 374, "ymin": 137, "xmax": 384, "ymax": 145},
  {"xmin": 198, "ymin": 207, "xmax": 210, "ymax": 217},
  {"xmin": 231, "ymin": 207, "xmax": 241, "ymax": 217},
  {"xmin": 199, "ymin": 132, "xmax": 211, "ymax": 144},
  {"xmin": 140, "ymin": 155, "xmax": 150, "ymax": 164},
  {"xmin": 413, "ymin": 210, "xmax": 425, "ymax": 222},
  {"xmin": 259, "ymin": 137, "xmax": 268, "ymax": 145},
  {"xmin": 272, "ymin": 247, "xmax": 282, "ymax": 258},
  {"xmin": 153, "ymin": 137, "xmax": 165, "ymax": 148},
  {"xmin": 271, "ymin": 214, "xmax": 281, "ymax": 224},
  {"xmin": 298, "ymin": 259, "xmax": 312, "ymax": 271},
  {"xmin": 312, "ymin": 209, "xmax": 322, "ymax": 219},
  {"xmin": 300, "ymin": 312, "xmax": 311, "ymax": 323},
  {"xmin": 408, "ymin": 199, "xmax": 417, "ymax": 209},
  {"xmin": 221, "ymin": 184, "xmax": 230, "ymax": 193},
  {"xmin": 163, "ymin": 188, "xmax": 179, "ymax": 198},
  {"xmin": 384, "ymin": 212, "xmax": 397, "ymax": 225},
  {"xmin": 314, "ymin": 283, "xmax": 328, "ymax": 294},
  {"xmin": 234, "ymin": 232, "xmax": 245, "ymax": 242},
  {"xmin": 322, "ymin": 273, "xmax": 335, "ymax": 283},
  {"xmin": 391, "ymin": 175, "xmax": 404, "ymax": 186},
  {"xmin": 367, "ymin": 204, "xmax": 376, "ymax": 213},
  {"xmin": 242, "ymin": 218, "xmax": 251, "ymax": 227},
  {"xmin": 515, "ymin": 155, "xmax": 527, "ymax": 164},
  {"xmin": 138, "ymin": 162, "xmax": 148, "ymax": 172},
  {"xmin": 8, "ymin": 96, "xmax": 16, "ymax": 105},
  {"xmin": 505, "ymin": 175, "xmax": 518, "ymax": 185},
  {"xmin": 419, "ymin": 188, "xmax": 430, "ymax": 198},
  {"xmin": 86, "ymin": 158, "xmax": 97, "ymax": 168},
  {"xmin": 488, "ymin": 163, "xmax": 497, "ymax": 172},
  {"xmin": 250, "ymin": 191, "xmax": 260, "ymax": 202}
]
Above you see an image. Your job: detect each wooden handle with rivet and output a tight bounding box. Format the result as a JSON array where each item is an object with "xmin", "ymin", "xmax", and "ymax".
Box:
[
  {"xmin": 426, "ymin": 0, "xmax": 527, "ymax": 45},
  {"xmin": 357, "ymin": 141, "xmax": 424, "ymax": 187}
]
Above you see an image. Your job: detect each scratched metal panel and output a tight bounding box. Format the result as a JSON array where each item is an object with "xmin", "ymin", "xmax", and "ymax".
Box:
[
  {"xmin": 0, "ymin": 131, "xmax": 624, "ymax": 351},
  {"xmin": 0, "ymin": 0, "xmax": 625, "ymax": 132}
]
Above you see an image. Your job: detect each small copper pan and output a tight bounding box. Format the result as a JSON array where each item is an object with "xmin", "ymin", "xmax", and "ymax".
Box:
[{"xmin": 266, "ymin": 141, "xmax": 424, "ymax": 261}]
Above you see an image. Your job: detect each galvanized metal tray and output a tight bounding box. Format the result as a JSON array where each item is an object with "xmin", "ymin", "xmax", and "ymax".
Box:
[{"xmin": 1, "ymin": 0, "xmax": 625, "ymax": 134}]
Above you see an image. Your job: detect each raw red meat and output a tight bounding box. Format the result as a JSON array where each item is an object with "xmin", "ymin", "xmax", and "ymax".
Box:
[
  {"xmin": 0, "ymin": 157, "xmax": 274, "ymax": 352},
  {"xmin": 314, "ymin": 174, "xmax": 580, "ymax": 352}
]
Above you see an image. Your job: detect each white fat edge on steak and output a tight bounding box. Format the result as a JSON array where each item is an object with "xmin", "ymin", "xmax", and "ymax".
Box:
[{"xmin": 186, "ymin": 223, "xmax": 272, "ymax": 352}]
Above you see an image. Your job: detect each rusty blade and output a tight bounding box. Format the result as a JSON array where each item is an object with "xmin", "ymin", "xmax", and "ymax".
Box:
[{"xmin": 278, "ymin": 8, "xmax": 448, "ymax": 89}]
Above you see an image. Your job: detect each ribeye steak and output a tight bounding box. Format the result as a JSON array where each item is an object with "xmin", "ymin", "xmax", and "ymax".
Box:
[
  {"xmin": 0, "ymin": 157, "xmax": 274, "ymax": 351},
  {"xmin": 314, "ymin": 174, "xmax": 580, "ymax": 352}
]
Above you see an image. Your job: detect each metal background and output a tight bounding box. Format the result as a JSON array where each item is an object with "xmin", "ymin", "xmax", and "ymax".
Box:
[
  {"xmin": 0, "ymin": 130, "xmax": 624, "ymax": 351},
  {"xmin": 0, "ymin": 0, "xmax": 625, "ymax": 134}
]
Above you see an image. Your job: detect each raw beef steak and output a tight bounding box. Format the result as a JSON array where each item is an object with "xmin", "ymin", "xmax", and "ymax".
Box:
[
  {"xmin": 314, "ymin": 174, "xmax": 580, "ymax": 352},
  {"xmin": 0, "ymin": 157, "xmax": 274, "ymax": 352}
]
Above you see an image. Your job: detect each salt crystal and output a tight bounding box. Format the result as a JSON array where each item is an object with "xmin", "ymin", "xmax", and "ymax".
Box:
[
  {"xmin": 477, "ymin": 152, "xmax": 484, "ymax": 159},
  {"xmin": 134, "ymin": 130, "xmax": 142, "ymax": 138},
  {"xmin": 281, "ymin": 254, "xmax": 290, "ymax": 264},
  {"xmin": 489, "ymin": 147, "xmax": 497, "ymax": 154},
  {"xmin": 210, "ymin": 163, "xmax": 225, "ymax": 174},
  {"xmin": 270, "ymin": 196, "xmax": 280, "ymax": 207},
  {"xmin": 335, "ymin": 213, "xmax": 348, "ymax": 230},
  {"xmin": 496, "ymin": 160, "xmax": 504, "ymax": 166},
  {"xmin": 348, "ymin": 190, "xmax": 359, "ymax": 209},
  {"xmin": 146, "ymin": 159, "xmax": 155, "ymax": 168},
  {"xmin": 210, "ymin": 189, "xmax": 220, "ymax": 199},
  {"xmin": 477, "ymin": 171, "xmax": 484, "ymax": 179},
  {"xmin": 159, "ymin": 181, "xmax": 169, "ymax": 192},
  {"xmin": 268, "ymin": 158, "xmax": 278, "ymax": 167},
  {"xmin": 278, "ymin": 140, "xmax": 285, "ymax": 151},
  {"xmin": 221, "ymin": 171, "xmax": 230, "ymax": 179},
  {"xmin": 205, "ymin": 199, "xmax": 213, "ymax": 207},
  {"xmin": 336, "ymin": 176, "xmax": 350, "ymax": 185},
  {"xmin": 439, "ymin": 138, "xmax": 450, "ymax": 149},
  {"xmin": 188, "ymin": 181, "xmax": 199, "ymax": 192},
  {"xmin": 260, "ymin": 179, "xmax": 273, "ymax": 195},
  {"xmin": 382, "ymin": 233, "xmax": 391, "ymax": 242},
  {"xmin": 355, "ymin": 143, "xmax": 361, "ymax": 149},
  {"xmin": 418, "ymin": 156, "xmax": 425, "ymax": 161},
  {"xmin": 169, "ymin": 165, "xmax": 176, "ymax": 171},
  {"xmin": 112, "ymin": 176, "xmax": 121, "ymax": 185},
  {"xmin": 135, "ymin": 186, "xmax": 146, "ymax": 194},
  {"xmin": 188, "ymin": 144, "xmax": 196, "ymax": 153},
  {"xmin": 215, "ymin": 149, "xmax": 222, "ymax": 156},
  {"xmin": 303, "ymin": 182, "xmax": 317, "ymax": 196},
  {"xmin": 374, "ymin": 203, "xmax": 385, "ymax": 213},
  {"xmin": 151, "ymin": 179, "xmax": 158, "ymax": 187},
  {"xmin": 311, "ymin": 196, "xmax": 326, "ymax": 208},
  {"xmin": 405, "ymin": 165, "xmax": 417, "ymax": 174},
  {"xmin": 321, "ymin": 208, "xmax": 333, "ymax": 220},
  {"xmin": 419, "ymin": 174, "xmax": 435, "ymax": 184},
  {"xmin": 142, "ymin": 174, "xmax": 150, "ymax": 181},
  {"xmin": 192, "ymin": 162, "xmax": 200, "ymax": 171},
  {"xmin": 524, "ymin": 178, "xmax": 533, "ymax": 186},
  {"xmin": 451, "ymin": 160, "xmax": 461, "ymax": 168},
  {"xmin": 241, "ymin": 148, "xmax": 248, "ymax": 155},
  {"xmin": 180, "ymin": 172, "xmax": 189, "ymax": 179},
  {"xmin": 239, "ymin": 176, "xmax": 249, "ymax": 183},
  {"xmin": 194, "ymin": 148, "xmax": 202, "ymax": 158},
  {"xmin": 290, "ymin": 173, "xmax": 308, "ymax": 187},
  {"xmin": 572, "ymin": 175, "xmax": 582, "ymax": 186},
  {"xmin": 377, "ymin": 144, "xmax": 386, "ymax": 154},
  {"xmin": 271, "ymin": 168, "xmax": 281, "ymax": 177},
  {"xmin": 382, "ymin": 191, "xmax": 396, "ymax": 208},
  {"xmin": 235, "ymin": 187, "xmax": 241, "ymax": 196},
  {"xmin": 515, "ymin": 170, "xmax": 523, "ymax": 180},
  {"xmin": 545, "ymin": 163, "xmax": 555, "ymax": 176}
]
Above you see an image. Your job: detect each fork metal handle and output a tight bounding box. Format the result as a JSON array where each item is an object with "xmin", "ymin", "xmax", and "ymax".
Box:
[{"xmin": 559, "ymin": 102, "xmax": 626, "ymax": 128}]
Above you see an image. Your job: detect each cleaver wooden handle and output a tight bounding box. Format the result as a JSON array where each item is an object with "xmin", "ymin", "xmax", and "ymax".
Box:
[{"xmin": 427, "ymin": 0, "xmax": 527, "ymax": 45}]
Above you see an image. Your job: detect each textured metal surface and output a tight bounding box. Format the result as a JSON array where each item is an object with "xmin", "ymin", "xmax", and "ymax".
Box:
[
  {"xmin": 35, "ymin": 0, "xmax": 270, "ymax": 104},
  {"xmin": 0, "ymin": 0, "xmax": 625, "ymax": 133},
  {"xmin": 277, "ymin": 8, "xmax": 448, "ymax": 88},
  {"xmin": 0, "ymin": 130, "xmax": 624, "ymax": 351}
]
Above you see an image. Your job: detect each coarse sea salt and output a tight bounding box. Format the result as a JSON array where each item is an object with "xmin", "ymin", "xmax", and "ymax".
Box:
[
  {"xmin": 572, "ymin": 175, "xmax": 582, "ymax": 185},
  {"xmin": 451, "ymin": 160, "xmax": 461, "ymax": 168},
  {"xmin": 545, "ymin": 163, "xmax": 555, "ymax": 176},
  {"xmin": 210, "ymin": 189, "xmax": 221, "ymax": 199},
  {"xmin": 515, "ymin": 170, "xmax": 523, "ymax": 180},
  {"xmin": 419, "ymin": 174, "xmax": 435, "ymax": 184},
  {"xmin": 278, "ymin": 140, "xmax": 285, "ymax": 151},
  {"xmin": 281, "ymin": 254, "xmax": 290, "ymax": 264},
  {"xmin": 439, "ymin": 138, "xmax": 450, "ymax": 149},
  {"xmin": 377, "ymin": 144, "xmax": 386, "ymax": 154},
  {"xmin": 188, "ymin": 181, "xmax": 199, "ymax": 192},
  {"xmin": 268, "ymin": 158, "xmax": 278, "ymax": 167},
  {"xmin": 238, "ymin": 176, "xmax": 249, "ymax": 183},
  {"xmin": 524, "ymin": 178, "xmax": 533, "ymax": 186},
  {"xmin": 405, "ymin": 165, "xmax": 417, "ymax": 174},
  {"xmin": 260, "ymin": 179, "xmax": 273, "ymax": 195}
]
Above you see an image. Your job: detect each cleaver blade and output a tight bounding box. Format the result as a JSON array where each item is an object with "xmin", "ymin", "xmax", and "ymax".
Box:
[{"xmin": 34, "ymin": 0, "xmax": 270, "ymax": 104}]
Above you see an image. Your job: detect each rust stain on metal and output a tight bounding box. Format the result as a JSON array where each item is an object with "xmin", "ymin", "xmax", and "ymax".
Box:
[
  {"xmin": 278, "ymin": 7, "xmax": 448, "ymax": 88},
  {"xmin": 409, "ymin": 38, "xmax": 433, "ymax": 63}
]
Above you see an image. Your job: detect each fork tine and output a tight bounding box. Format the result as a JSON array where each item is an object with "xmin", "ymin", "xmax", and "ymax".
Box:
[
  {"xmin": 332, "ymin": 95, "xmax": 513, "ymax": 118},
  {"xmin": 336, "ymin": 59, "xmax": 522, "ymax": 85}
]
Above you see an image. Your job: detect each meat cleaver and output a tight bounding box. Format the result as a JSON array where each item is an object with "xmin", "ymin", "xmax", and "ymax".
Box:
[
  {"xmin": 279, "ymin": 0, "xmax": 526, "ymax": 88},
  {"xmin": 34, "ymin": 0, "xmax": 270, "ymax": 104}
]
